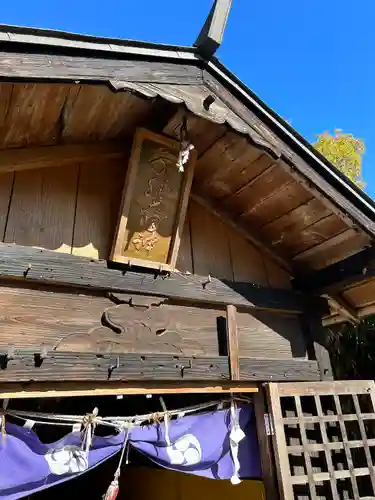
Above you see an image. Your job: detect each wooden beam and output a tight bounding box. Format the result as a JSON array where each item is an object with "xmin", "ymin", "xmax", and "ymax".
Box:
[
  {"xmin": 0, "ymin": 48, "xmax": 203, "ymax": 84},
  {"xmin": 324, "ymin": 294, "xmax": 359, "ymax": 325},
  {"xmin": 323, "ymin": 301, "xmax": 375, "ymax": 326},
  {"xmin": 191, "ymin": 192, "xmax": 293, "ymax": 273},
  {"xmin": 0, "ymin": 141, "xmax": 125, "ymax": 174},
  {"xmin": 0, "ymin": 349, "xmax": 319, "ymax": 382},
  {"xmin": 0, "ymin": 381, "xmax": 259, "ymax": 399},
  {"xmin": 0, "ymin": 242, "xmax": 328, "ymax": 314},
  {"xmin": 299, "ymin": 314, "xmax": 333, "ymax": 381},
  {"xmin": 226, "ymin": 304, "xmax": 240, "ymax": 380},
  {"xmin": 357, "ymin": 303, "xmax": 375, "ymax": 319},
  {"xmin": 293, "ymin": 245, "xmax": 375, "ymax": 294},
  {"xmin": 253, "ymin": 387, "xmax": 279, "ymax": 499},
  {"xmin": 322, "ymin": 314, "xmax": 346, "ymax": 327},
  {"xmin": 195, "ymin": 0, "xmax": 232, "ymax": 58},
  {"xmin": 292, "ymin": 229, "xmax": 358, "ymax": 261},
  {"xmin": 239, "ymin": 358, "xmax": 320, "ymax": 382}
]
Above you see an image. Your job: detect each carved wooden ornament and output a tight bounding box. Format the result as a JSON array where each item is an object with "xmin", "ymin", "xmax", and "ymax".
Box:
[{"xmin": 111, "ymin": 128, "xmax": 196, "ymax": 270}]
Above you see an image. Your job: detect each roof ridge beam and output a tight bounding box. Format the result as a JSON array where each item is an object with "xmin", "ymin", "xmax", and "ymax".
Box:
[{"xmin": 195, "ymin": 0, "xmax": 232, "ymax": 58}]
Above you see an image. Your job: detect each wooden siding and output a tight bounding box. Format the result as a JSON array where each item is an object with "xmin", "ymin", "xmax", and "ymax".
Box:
[
  {"xmin": 0, "ymin": 284, "xmax": 307, "ymax": 360},
  {"xmin": 0, "ymin": 169, "xmax": 291, "ymax": 287},
  {"xmin": 183, "ymin": 200, "xmax": 291, "ymax": 287},
  {"xmin": 0, "ymin": 160, "xmax": 125, "ymax": 260}
]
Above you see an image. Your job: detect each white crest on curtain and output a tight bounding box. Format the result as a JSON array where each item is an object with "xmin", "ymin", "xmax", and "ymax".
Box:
[
  {"xmin": 45, "ymin": 445, "xmax": 89, "ymax": 475},
  {"xmin": 166, "ymin": 434, "xmax": 202, "ymax": 466}
]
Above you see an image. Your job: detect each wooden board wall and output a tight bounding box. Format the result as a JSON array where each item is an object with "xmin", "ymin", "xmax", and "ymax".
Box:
[
  {"xmin": 0, "ymin": 284, "xmax": 307, "ymax": 360},
  {"xmin": 178, "ymin": 200, "xmax": 291, "ymax": 288},
  {"xmin": 0, "ymin": 160, "xmax": 125, "ymax": 259},
  {"xmin": 0, "ymin": 168, "xmax": 291, "ymax": 288}
]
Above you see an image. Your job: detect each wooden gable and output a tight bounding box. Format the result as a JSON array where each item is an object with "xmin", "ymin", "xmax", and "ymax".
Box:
[{"xmin": 0, "ymin": 78, "xmax": 372, "ymax": 325}]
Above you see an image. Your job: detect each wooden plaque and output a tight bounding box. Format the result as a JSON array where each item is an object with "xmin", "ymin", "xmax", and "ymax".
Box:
[{"xmin": 111, "ymin": 128, "xmax": 196, "ymax": 270}]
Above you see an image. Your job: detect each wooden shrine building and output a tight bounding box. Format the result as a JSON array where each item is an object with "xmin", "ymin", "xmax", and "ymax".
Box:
[{"xmin": 1, "ymin": 4, "xmax": 375, "ymax": 498}]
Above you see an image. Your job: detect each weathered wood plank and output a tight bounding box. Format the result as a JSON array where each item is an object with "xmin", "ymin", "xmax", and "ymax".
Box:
[
  {"xmin": 0, "ymin": 349, "xmax": 320, "ymax": 382},
  {"xmin": 196, "ymin": 132, "xmax": 261, "ymax": 196},
  {"xmin": 0, "ymin": 284, "xmax": 308, "ymax": 361},
  {"xmin": 0, "ymin": 242, "xmax": 328, "ymax": 313},
  {"xmin": 228, "ymin": 228, "xmax": 269, "ymax": 285},
  {"xmin": 189, "ymin": 199, "xmax": 234, "ymax": 280},
  {"xmin": 61, "ymin": 85, "xmax": 151, "ymax": 142},
  {"xmin": 0, "ymin": 141, "xmax": 126, "ymax": 174},
  {"xmin": 226, "ymin": 304, "xmax": 239, "ymax": 380},
  {"xmin": 238, "ymin": 310, "xmax": 308, "ymax": 360},
  {"xmin": 175, "ymin": 215, "xmax": 193, "ymax": 274},
  {"xmin": 0, "ymin": 350, "xmax": 228, "ymax": 381},
  {"xmin": 293, "ymin": 245, "xmax": 375, "ymax": 294},
  {"xmin": 277, "ymin": 214, "xmax": 347, "ymax": 256},
  {"xmin": 0, "ymin": 286, "xmax": 221, "ymax": 356},
  {"xmin": 0, "ymin": 381, "xmax": 259, "ymax": 399},
  {"xmin": 243, "ymin": 181, "xmax": 312, "ymax": 230},
  {"xmin": 240, "ymin": 358, "xmax": 319, "ymax": 381},
  {"xmin": 4, "ymin": 165, "xmax": 78, "ymax": 253},
  {"xmin": 292, "ymin": 228, "xmax": 357, "ymax": 261},
  {"xmin": 191, "ymin": 192, "xmax": 292, "ymax": 273},
  {"xmin": 0, "ymin": 83, "xmax": 70, "ymax": 148},
  {"xmin": 219, "ymin": 153, "xmax": 274, "ymax": 204},
  {"xmin": 0, "ymin": 49, "xmax": 203, "ymax": 84},
  {"xmin": 253, "ymin": 388, "xmax": 279, "ymax": 499},
  {"xmin": 72, "ymin": 159, "xmax": 125, "ymax": 260},
  {"xmin": 299, "ymin": 314, "xmax": 333, "ymax": 381},
  {"xmin": 237, "ymin": 165, "xmax": 293, "ymax": 217},
  {"xmin": 299, "ymin": 231, "xmax": 370, "ymax": 270}
]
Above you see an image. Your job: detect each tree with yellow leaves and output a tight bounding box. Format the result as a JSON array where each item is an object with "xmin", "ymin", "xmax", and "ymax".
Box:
[
  {"xmin": 317, "ymin": 131, "xmax": 369, "ymax": 378},
  {"xmin": 314, "ymin": 129, "xmax": 365, "ymax": 189}
]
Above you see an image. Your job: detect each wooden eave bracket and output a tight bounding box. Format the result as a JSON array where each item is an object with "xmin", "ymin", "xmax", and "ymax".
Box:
[{"xmin": 323, "ymin": 294, "xmax": 359, "ymax": 326}]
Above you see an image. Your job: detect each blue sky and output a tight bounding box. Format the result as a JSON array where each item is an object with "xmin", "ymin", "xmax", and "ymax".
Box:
[{"xmin": 1, "ymin": 0, "xmax": 374, "ymax": 196}]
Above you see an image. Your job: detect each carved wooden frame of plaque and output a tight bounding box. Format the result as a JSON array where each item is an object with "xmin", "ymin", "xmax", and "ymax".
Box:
[{"xmin": 111, "ymin": 128, "xmax": 196, "ymax": 270}]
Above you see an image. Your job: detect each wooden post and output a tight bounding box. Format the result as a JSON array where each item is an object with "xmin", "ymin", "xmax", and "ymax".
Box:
[
  {"xmin": 226, "ymin": 304, "xmax": 240, "ymax": 381},
  {"xmin": 253, "ymin": 385, "xmax": 279, "ymax": 500},
  {"xmin": 300, "ymin": 313, "xmax": 333, "ymax": 381}
]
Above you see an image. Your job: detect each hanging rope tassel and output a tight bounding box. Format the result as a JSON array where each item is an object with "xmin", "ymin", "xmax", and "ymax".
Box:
[
  {"xmin": 103, "ymin": 478, "xmax": 119, "ymax": 500},
  {"xmin": 103, "ymin": 428, "xmax": 130, "ymax": 500},
  {"xmin": 81, "ymin": 407, "xmax": 98, "ymax": 452}
]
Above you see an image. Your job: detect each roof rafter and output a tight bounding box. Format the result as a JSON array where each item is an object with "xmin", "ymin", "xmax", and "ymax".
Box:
[{"xmin": 293, "ymin": 245, "xmax": 375, "ymax": 294}]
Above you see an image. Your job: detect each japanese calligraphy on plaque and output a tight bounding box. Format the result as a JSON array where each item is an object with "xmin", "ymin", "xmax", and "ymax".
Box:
[{"xmin": 111, "ymin": 128, "xmax": 196, "ymax": 270}]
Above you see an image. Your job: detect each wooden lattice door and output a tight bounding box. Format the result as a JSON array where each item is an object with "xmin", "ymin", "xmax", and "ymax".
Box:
[{"xmin": 267, "ymin": 381, "xmax": 375, "ymax": 499}]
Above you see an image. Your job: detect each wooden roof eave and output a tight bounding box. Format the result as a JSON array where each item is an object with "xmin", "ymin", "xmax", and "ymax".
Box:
[
  {"xmin": 295, "ymin": 246, "xmax": 375, "ymax": 325},
  {"xmin": 0, "ymin": 23, "xmax": 374, "ymax": 245},
  {"xmin": 205, "ymin": 60, "xmax": 375, "ymax": 238},
  {"xmin": 0, "ymin": 26, "xmax": 375, "ymax": 284}
]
